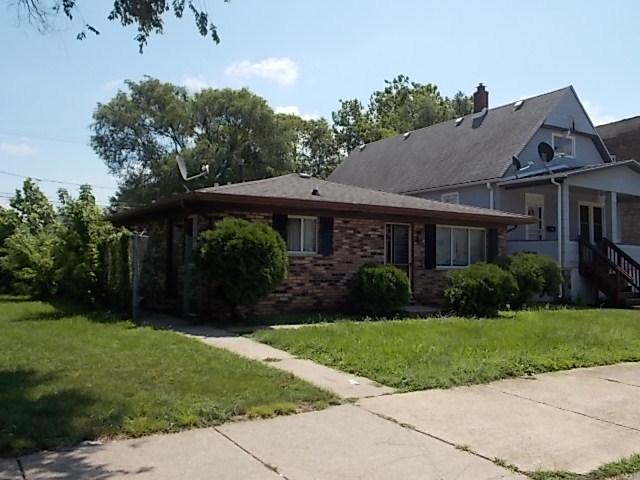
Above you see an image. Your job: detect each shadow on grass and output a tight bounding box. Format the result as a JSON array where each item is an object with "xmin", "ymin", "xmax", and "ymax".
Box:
[
  {"xmin": 0, "ymin": 369, "xmax": 121, "ymax": 459},
  {"xmin": 9, "ymin": 298, "xmax": 129, "ymax": 324}
]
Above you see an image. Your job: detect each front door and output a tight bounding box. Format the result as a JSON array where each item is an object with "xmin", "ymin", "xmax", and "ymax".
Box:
[
  {"xmin": 525, "ymin": 193, "xmax": 545, "ymax": 240},
  {"xmin": 579, "ymin": 203, "xmax": 604, "ymax": 243},
  {"xmin": 385, "ymin": 224, "xmax": 411, "ymax": 280}
]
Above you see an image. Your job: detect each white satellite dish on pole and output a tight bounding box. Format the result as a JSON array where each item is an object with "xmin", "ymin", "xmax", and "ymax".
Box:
[{"xmin": 176, "ymin": 156, "xmax": 210, "ymax": 190}]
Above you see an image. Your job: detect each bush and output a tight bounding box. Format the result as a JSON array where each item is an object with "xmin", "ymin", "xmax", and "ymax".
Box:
[
  {"xmin": 445, "ymin": 263, "xmax": 518, "ymax": 317},
  {"xmin": 197, "ymin": 218, "xmax": 287, "ymax": 312},
  {"xmin": 350, "ymin": 263, "xmax": 410, "ymax": 316},
  {"xmin": 503, "ymin": 252, "xmax": 562, "ymax": 307}
]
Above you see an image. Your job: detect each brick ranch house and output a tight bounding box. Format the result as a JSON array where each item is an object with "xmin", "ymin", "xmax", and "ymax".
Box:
[{"xmin": 112, "ymin": 174, "xmax": 532, "ymax": 317}]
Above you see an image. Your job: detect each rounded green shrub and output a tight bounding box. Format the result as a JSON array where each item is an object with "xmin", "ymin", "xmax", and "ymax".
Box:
[
  {"xmin": 445, "ymin": 262, "xmax": 518, "ymax": 317},
  {"xmin": 197, "ymin": 218, "xmax": 287, "ymax": 309},
  {"xmin": 505, "ymin": 252, "xmax": 562, "ymax": 307},
  {"xmin": 350, "ymin": 263, "xmax": 410, "ymax": 316}
]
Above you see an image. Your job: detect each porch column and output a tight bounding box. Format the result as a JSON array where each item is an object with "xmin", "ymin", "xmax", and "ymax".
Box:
[
  {"xmin": 561, "ymin": 182, "xmax": 570, "ymax": 269},
  {"xmin": 609, "ymin": 191, "xmax": 619, "ymax": 243}
]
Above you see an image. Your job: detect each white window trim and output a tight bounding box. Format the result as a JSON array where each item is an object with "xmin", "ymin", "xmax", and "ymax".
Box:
[
  {"xmin": 384, "ymin": 223, "xmax": 412, "ymax": 267},
  {"xmin": 441, "ymin": 192, "xmax": 460, "ymax": 204},
  {"xmin": 525, "ymin": 193, "xmax": 545, "ymax": 241},
  {"xmin": 286, "ymin": 215, "xmax": 319, "ymax": 255},
  {"xmin": 552, "ymin": 133, "xmax": 576, "ymax": 158},
  {"xmin": 435, "ymin": 225, "xmax": 487, "ymax": 269},
  {"xmin": 578, "ymin": 201, "xmax": 606, "ymax": 243}
]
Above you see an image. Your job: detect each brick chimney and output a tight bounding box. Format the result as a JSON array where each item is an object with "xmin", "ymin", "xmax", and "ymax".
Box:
[{"xmin": 473, "ymin": 83, "xmax": 489, "ymax": 113}]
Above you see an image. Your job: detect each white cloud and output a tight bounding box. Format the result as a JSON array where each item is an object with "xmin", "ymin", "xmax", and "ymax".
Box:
[
  {"xmin": 101, "ymin": 79, "xmax": 124, "ymax": 91},
  {"xmin": 181, "ymin": 74, "xmax": 214, "ymax": 93},
  {"xmin": 274, "ymin": 105, "xmax": 320, "ymax": 121},
  {"xmin": 582, "ymin": 99, "xmax": 618, "ymax": 126},
  {"xmin": 224, "ymin": 57, "xmax": 299, "ymax": 86},
  {"xmin": 0, "ymin": 139, "xmax": 36, "ymax": 157}
]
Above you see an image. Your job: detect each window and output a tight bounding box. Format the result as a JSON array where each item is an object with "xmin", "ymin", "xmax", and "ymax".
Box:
[
  {"xmin": 286, "ymin": 217, "xmax": 317, "ymax": 253},
  {"xmin": 436, "ymin": 226, "xmax": 486, "ymax": 267},
  {"xmin": 441, "ymin": 192, "xmax": 460, "ymax": 204},
  {"xmin": 552, "ymin": 133, "xmax": 575, "ymax": 157}
]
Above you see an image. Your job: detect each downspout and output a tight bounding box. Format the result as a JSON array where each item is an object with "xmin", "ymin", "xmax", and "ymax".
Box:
[
  {"xmin": 486, "ymin": 182, "xmax": 494, "ymax": 210},
  {"xmin": 550, "ymin": 177, "xmax": 563, "ymax": 298}
]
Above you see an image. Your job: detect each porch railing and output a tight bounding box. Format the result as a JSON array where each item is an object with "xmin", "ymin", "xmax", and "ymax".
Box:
[
  {"xmin": 601, "ymin": 238, "xmax": 640, "ymax": 293},
  {"xmin": 578, "ymin": 237, "xmax": 640, "ymax": 305}
]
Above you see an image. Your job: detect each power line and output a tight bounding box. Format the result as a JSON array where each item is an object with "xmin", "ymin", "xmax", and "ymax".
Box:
[
  {"xmin": 0, "ymin": 170, "xmax": 117, "ymax": 191},
  {"xmin": 0, "ymin": 131, "xmax": 88, "ymax": 146}
]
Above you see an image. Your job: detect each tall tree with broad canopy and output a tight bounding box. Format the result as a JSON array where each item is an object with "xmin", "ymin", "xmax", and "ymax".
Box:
[
  {"xmin": 332, "ymin": 75, "xmax": 473, "ymax": 153},
  {"xmin": 8, "ymin": 0, "xmax": 229, "ymax": 52},
  {"xmin": 91, "ymin": 78, "xmax": 338, "ymax": 205}
]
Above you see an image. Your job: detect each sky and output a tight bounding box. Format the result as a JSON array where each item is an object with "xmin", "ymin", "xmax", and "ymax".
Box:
[{"xmin": 1, "ymin": 0, "xmax": 639, "ymax": 207}]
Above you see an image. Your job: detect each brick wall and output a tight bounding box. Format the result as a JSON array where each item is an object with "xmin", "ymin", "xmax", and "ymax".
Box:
[
  {"xmin": 130, "ymin": 212, "xmax": 506, "ymax": 318},
  {"xmin": 619, "ymin": 197, "xmax": 640, "ymax": 245}
]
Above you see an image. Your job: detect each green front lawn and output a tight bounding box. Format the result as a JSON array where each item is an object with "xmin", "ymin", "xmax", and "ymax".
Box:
[
  {"xmin": 254, "ymin": 308, "xmax": 640, "ymax": 391},
  {"xmin": 0, "ymin": 296, "xmax": 334, "ymax": 456}
]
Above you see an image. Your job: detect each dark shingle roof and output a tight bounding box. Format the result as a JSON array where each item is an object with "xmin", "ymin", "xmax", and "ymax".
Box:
[
  {"xmin": 197, "ymin": 174, "xmax": 532, "ymax": 223},
  {"xmin": 328, "ymin": 87, "xmax": 571, "ymax": 193},
  {"xmin": 597, "ymin": 116, "xmax": 640, "ymax": 161}
]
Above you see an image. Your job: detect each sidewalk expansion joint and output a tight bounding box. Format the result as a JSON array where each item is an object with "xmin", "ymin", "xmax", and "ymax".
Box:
[{"xmin": 213, "ymin": 427, "xmax": 290, "ymax": 480}]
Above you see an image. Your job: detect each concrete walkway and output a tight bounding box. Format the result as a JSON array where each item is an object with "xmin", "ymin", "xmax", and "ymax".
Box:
[{"xmin": 145, "ymin": 315, "xmax": 394, "ymax": 399}]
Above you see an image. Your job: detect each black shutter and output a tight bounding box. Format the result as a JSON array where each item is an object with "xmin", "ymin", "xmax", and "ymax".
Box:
[
  {"xmin": 424, "ymin": 224, "xmax": 437, "ymax": 269},
  {"xmin": 272, "ymin": 214, "xmax": 288, "ymax": 241},
  {"xmin": 318, "ymin": 217, "xmax": 334, "ymax": 256},
  {"xmin": 487, "ymin": 228, "xmax": 498, "ymax": 261}
]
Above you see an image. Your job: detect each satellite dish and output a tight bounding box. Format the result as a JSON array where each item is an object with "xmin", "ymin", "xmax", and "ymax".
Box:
[
  {"xmin": 177, "ymin": 155, "xmax": 189, "ymax": 181},
  {"xmin": 176, "ymin": 155, "xmax": 210, "ymax": 191},
  {"xmin": 538, "ymin": 142, "xmax": 555, "ymax": 163},
  {"xmin": 512, "ymin": 156, "xmax": 522, "ymax": 170}
]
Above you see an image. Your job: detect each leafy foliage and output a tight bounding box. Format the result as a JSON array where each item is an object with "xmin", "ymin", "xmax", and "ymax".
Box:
[
  {"xmin": 350, "ymin": 263, "xmax": 411, "ymax": 316},
  {"xmin": 445, "ymin": 263, "xmax": 519, "ymax": 317},
  {"xmin": 1, "ymin": 227, "xmax": 59, "ymax": 298},
  {"xmin": 499, "ymin": 252, "xmax": 563, "ymax": 307},
  {"xmin": 197, "ymin": 218, "xmax": 287, "ymax": 311},
  {"xmin": 91, "ymin": 78, "xmax": 339, "ymax": 204},
  {"xmin": 0, "ymin": 179, "xmax": 131, "ymax": 307},
  {"xmin": 56, "ymin": 186, "xmax": 120, "ymax": 304},
  {"xmin": 10, "ymin": 0, "xmax": 229, "ymax": 52},
  {"xmin": 9, "ymin": 178, "xmax": 55, "ymax": 234},
  {"xmin": 332, "ymin": 75, "xmax": 473, "ymax": 152}
]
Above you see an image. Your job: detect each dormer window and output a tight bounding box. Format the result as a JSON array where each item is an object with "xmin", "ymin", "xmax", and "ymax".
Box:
[
  {"xmin": 441, "ymin": 192, "xmax": 460, "ymax": 204},
  {"xmin": 552, "ymin": 133, "xmax": 575, "ymax": 158}
]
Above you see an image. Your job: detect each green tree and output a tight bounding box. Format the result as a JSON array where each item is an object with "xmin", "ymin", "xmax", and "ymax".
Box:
[
  {"xmin": 56, "ymin": 185, "xmax": 117, "ymax": 304},
  {"xmin": 277, "ymin": 114, "xmax": 342, "ymax": 179},
  {"xmin": 9, "ymin": 0, "xmax": 229, "ymax": 52},
  {"xmin": 9, "ymin": 179, "xmax": 56, "ymax": 234},
  {"xmin": 332, "ymin": 75, "xmax": 473, "ymax": 153},
  {"xmin": 92, "ymin": 78, "xmax": 330, "ymax": 205}
]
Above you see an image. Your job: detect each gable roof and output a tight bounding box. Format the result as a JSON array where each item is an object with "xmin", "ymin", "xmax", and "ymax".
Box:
[
  {"xmin": 328, "ymin": 87, "xmax": 572, "ymax": 194},
  {"xmin": 597, "ymin": 116, "xmax": 640, "ymax": 161},
  {"xmin": 112, "ymin": 174, "xmax": 533, "ymax": 225}
]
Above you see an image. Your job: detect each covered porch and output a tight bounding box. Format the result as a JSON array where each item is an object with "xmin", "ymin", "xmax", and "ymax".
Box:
[{"xmin": 497, "ymin": 161, "xmax": 640, "ymax": 302}]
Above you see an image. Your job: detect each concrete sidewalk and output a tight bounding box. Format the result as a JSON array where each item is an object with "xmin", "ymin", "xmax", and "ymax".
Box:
[
  {"xmin": 145, "ymin": 315, "xmax": 394, "ymax": 399},
  {"xmin": 13, "ymin": 405, "xmax": 522, "ymax": 480},
  {"xmin": 360, "ymin": 363, "xmax": 640, "ymax": 474},
  {"xmin": 6, "ymin": 363, "xmax": 640, "ymax": 478}
]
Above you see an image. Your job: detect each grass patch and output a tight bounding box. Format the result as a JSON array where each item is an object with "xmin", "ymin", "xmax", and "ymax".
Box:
[
  {"xmin": 0, "ymin": 296, "xmax": 335, "ymax": 456},
  {"xmin": 253, "ymin": 308, "xmax": 640, "ymax": 391},
  {"xmin": 528, "ymin": 453, "xmax": 640, "ymax": 479}
]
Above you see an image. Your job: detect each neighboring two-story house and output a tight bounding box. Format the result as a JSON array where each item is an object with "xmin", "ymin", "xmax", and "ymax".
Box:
[{"xmin": 329, "ymin": 84, "xmax": 640, "ymax": 304}]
